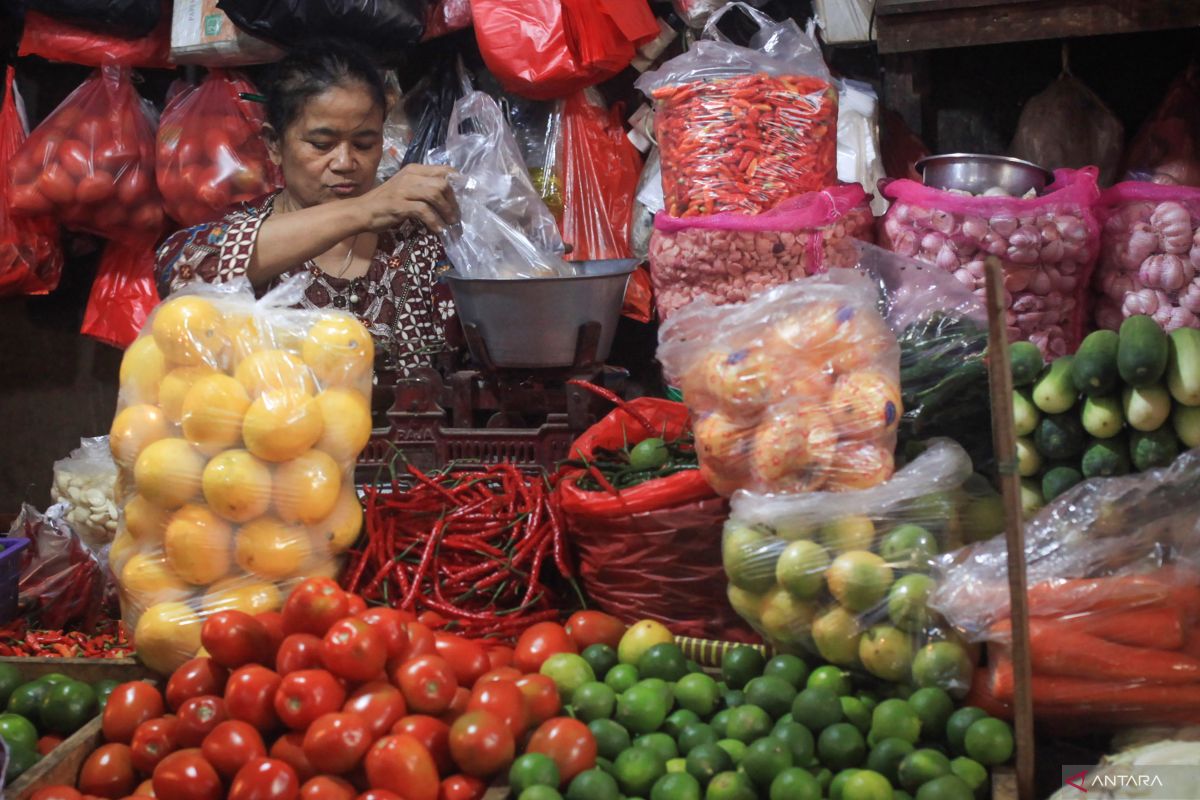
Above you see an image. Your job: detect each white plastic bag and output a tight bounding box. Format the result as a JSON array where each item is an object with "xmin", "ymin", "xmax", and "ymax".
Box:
[
  {"xmin": 51, "ymin": 437, "xmax": 119, "ymax": 548},
  {"xmin": 838, "ymin": 79, "xmax": 888, "ymax": 217},
  {"xmin": 169, "ymin": 0, "xmax": 283, "ymax": 66},
  {"xmin": 813, "ymin": 0, "xmax": 873, "ymax": 44}
]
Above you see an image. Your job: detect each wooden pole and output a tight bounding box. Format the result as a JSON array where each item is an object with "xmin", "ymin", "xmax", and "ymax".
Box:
[{"xmin": 983, "ymin": 257, "xmax": 1036, "ymax": 800}]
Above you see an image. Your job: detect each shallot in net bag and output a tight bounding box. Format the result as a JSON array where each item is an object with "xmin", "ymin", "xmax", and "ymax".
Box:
[
  {"xmin": 880, "ymin": 167, "xmax": 1101, "ymax": 358},
  {"xmin": 657, "ymin": 270, "xmax": 901, "ymax": 496},
  {"xmin": 109, "ymin": 276, "xmax": 372, "ymax": 673}
]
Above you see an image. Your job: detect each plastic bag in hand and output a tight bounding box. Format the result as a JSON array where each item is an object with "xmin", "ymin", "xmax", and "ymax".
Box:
[
  {"xmin": 7, "ymin": 66, "xmax": 164, "ymax": 241},
  {"xmin": 0, "ymin": 66, "xmax": 63, "ymax": 298},
  {"xmin": 109, "ymin": 276, "xmax": 373, "ymax": 674},
  {"xmin": 216, "ymin": 0, "xmax": 430, "ymax": 53},
  {"xmin": 19, "ymin": 8, "xmax": 172, "ymax": 69},
  {"xmin": 657, "ymin": 269, "xmax": 901, "ymax": 496},
  {"xmin": 81, "ymin": 240, "xmax": 161, "ymax": 349},
  {"xmin": 433, "ymin": 91, "xmax": 570, "ymax": 279},
  {"xmin": 157, "ymin": 70, "xmax": 281, "ymax": 226}
]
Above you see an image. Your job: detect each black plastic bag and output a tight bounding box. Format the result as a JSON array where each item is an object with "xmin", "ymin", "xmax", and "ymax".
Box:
[
  {"xmin": 27, "ymin": 0, "xmax": 161, "ymax": 37},
  {"xmin": 216, "ymin": 0, "xmax": 430, "ymax": 53},
  {"xmin": 402, "ymin": 55, "xmax": 472, "ymax": 166}
]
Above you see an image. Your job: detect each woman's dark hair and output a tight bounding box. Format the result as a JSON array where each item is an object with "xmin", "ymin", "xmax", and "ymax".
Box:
[{"xmin": 266, "ymin": 41, "xmax": 388, "ymax": 137}]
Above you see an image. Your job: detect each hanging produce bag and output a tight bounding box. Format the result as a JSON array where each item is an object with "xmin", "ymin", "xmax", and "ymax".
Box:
[
  {"xmin": 170, "ymin": 0, "xmax": 284, "ymax": 66},
  {"xmin": 648, "ymin": 184, "xmax": 874, "ymax": 321},
  {"xmin": 636, "ymin": 4, "xmax": 837, "ymax": 217},
  {"xmin": 423, "ymin": 0, "xmax": 472, "ymax": 40},
  {"xmin": 216, "ymin": 0, "xmax": 430, "ymax": 53},
  {"xmin": 110, "ymin": 276, "xmax": 374, "ymax": 674},
  {"xmin": 81, "ymin": 239, "xmax": 161, "ymax": 349},
  {"xmin": 401, "ymin": 56, "xmax": 472, "ymax": 167},
  {"xmin": 657, "ymin": 270, "xmax": 902, "ymax": 496},
  {"xmin": 557, "ymin": 396, "xmax": 754, "ymax": 641},
  {"xmin": 18, "ymin": 9, "xmax": 172, "ymax": 69},
  {"xmin": 1094, "ymin": 182, "xmax": 1200, "ymax": 331},
  {"xmin": 7, "ymin": 66, "xmax": 164, "ymax": 242},
  {"xmin": 1123, "ymin": 64, "xmax": 1200, "ymax": 187},
  {"xmin": 0, "ymin": 66, "xmax": 63, "ymax": 298},
  {"xmin": 157, "ymin": 71, "xmax": 281, "ymax": 227},
  {"xmin": 471, "ymin": 0, "xmax": 659, "ymax": 101},
  {"xmin": 880, "ymin": 167, "xmax": 1102, "ymax": 358}
]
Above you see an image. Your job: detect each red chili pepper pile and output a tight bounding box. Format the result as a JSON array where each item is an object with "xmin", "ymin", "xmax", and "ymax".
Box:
[
  {"xmin": 653, "ymin": 73, "xmax": 838, "ymax": 217},
  {"xmin": 344, "ymin": 463, "xmax": 572, "ymax": 639},
  {"xmin": 0, "ymin": 619, "xmax": 131, "ymax": 658}
]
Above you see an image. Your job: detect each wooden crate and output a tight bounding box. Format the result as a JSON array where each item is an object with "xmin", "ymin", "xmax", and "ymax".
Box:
[{"xmin": 0, "ymin": 657, "xmax": 153, "ymax": 684}]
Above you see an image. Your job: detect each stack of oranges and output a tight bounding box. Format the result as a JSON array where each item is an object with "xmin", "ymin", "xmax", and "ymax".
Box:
[{"xmin": 109, "ymin": 290, "xmax": 375, "ymax": 674}]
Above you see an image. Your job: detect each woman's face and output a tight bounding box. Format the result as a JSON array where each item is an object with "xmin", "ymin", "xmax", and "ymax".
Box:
[{"xmin": 268, "ymin": 81, "xmax": 385, "ymax": 208}]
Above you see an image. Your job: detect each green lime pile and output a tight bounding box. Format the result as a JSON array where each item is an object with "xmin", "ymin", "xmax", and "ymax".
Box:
[{"xmin": 513, "ymin": 636, "xmax": 1013, "ymax": 800}]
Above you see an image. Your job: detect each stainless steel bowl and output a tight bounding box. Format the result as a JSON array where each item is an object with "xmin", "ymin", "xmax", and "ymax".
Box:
[
  {"xmin": 915, "ymin": 153, "xmax": 1053, "ymax": 196},
  {"xmin": 443, "ymin": 259, "xmax": 637, "ymax": 369}
]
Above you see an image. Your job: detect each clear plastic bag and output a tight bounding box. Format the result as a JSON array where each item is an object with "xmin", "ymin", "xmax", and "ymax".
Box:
[
  {"xmin": 51, "ymin": 437, "xmax": 119, "ymax": 549},
  {"xmin": 376, "ymin": 71, "xmax": 413, "ymax": 184},
  {"xmin": 657, "ymin": 269, "xmax": 901, "ymax": 496},
  {"xmin": 880, "ymin": 167, "xmax": 1102, "ymax": 358},
  {"xmin": 630, "ymin": 147, "xmax": 661, "ymax": 261},
  {"xmin": 432, "ymin": 91, "xmax": 570, "ymax": 279},
  {"xmin": 723, "ymin": 439, "xmax": 997, "ymax": 695},
  {"xmin": 109, "ymin": 276, "xmax": 373, "ymax": 674},
  {"xmin": 636, "ymin": 4, "xmax": 837, "ymax": 217},
  {"xmin": 648, "ymin": 184, "xmax": 875, "ymax": 321},
  {"xmin": 169, "ymin": 0, "xmax": 283, "ymax": 65}
]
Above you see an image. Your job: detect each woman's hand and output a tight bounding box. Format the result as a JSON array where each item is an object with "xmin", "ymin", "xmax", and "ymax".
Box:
[{"xmin": 356, "ymin": 164, "xmax": 460, "ymax": 234}]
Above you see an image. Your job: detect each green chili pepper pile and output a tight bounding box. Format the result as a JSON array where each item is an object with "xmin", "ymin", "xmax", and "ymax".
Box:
[{"xmin": 566, "ymin": 432, "xmax": 699, "ymax": 492}]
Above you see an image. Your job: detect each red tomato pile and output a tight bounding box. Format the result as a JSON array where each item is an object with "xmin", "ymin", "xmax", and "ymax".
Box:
[
  {"xmin": 33, "ymin": 579, "xmax": 624, "ymax": 800},
  {"xmin": 157, "ymin": 72, "xmax": 280, "ymax": 227},
  {"xmin": 6, "ymin": 66, "xmax": 163, "ymax": 240}
]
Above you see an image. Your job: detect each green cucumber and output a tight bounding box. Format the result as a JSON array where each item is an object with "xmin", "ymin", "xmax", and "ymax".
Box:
[
  {"xmin": 1032, "ymin": 356, "xmax": 1077, "ymax": 414},
  {"xmin": 1081, "ymin": 394, "xmax": 1124, "ymax": 439},
  {"xmin": 1072, "ymin": 330, "xmax": 1120, "ymax": 396},
  {"xmin": 1012, "ymin": 390, "xmax": 1040, "ymax": 437},
  {"xmin": 1042, "ymin": 466, "xmax": 1084, "ymax": 502},
  {"xmin": 1130, "ymin": 427, "xmax": 1181, "ymax": 472},
  {"xmin": 1015, "ymin": 436, "xmax": 1041, "ymax": 477},
  {"xmin": 1009, "ymin": 341, "xmax": 1045, "ymax": 387},
  {"xmin": 1081, "ymin": 436, "xmax": 1130, "ymax": 478},
  {"xmin": 1167, "ymin": 327, "xmax": 1200, "ymax": 407},
  {"xmin": 1117, "ymin": 315, "xmax": 1169, "ymax": 388},
  {"xmin": 1122, "ymin": 384, "xmax": 1172, "ymax": 432},
  {"xmin": 1020, "ymin": 478, "xmax": 1044, "ymax": 517},
  {"xmin": 1173, "ymin": 404, "xmax": 1200, "ymax": 449},
  {"xmin": 1034, "ymin": 413, "xmax": 1086, "ymax": 461}
]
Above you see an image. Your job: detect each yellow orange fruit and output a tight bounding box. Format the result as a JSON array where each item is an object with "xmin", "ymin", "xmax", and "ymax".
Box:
[
  {"xmin": 120, "ymin": 552, "xmax": 191, "ymax": 602},
  {"xmin": 235, "ymin": 349, "xmax": 316, "ymax": 399},
  {"xmin": 124, "ymin": 494, "xmax": 172, "ymax": 544},
  {"xmin": 135, "ymin": 601, "xmax": 202, "ymax": 675},
  {"xmin": 163, "ymin": 504, "xmax": 233, "ymax": 585},
  {"xmin": 242, "ymin": 390, "xmax": 323, "ymax": 463},
  {"xmin": 694, "ymin": 412, "xmax": 755, "ymax": 472},
  {"xmin": 110, "ymin": 404, "xmax": 171, "ymax": 468},
  {"xmin": 202, "ymin": 576, "xmax": 283, "ymax": 615},
  {"xmin": 273, "ymin": 449, "xmax": 341, "ymax": 524},
  {"xmin": 826, "ymin": 440, "xmax": 895, "ymax": 491},
  {"xmin": 108, "ymin": 528, "xmax": 138, "ymax": 574},
  {"xmin": 228, "ymin": 315, "xmax": 305, "ymax": 364},
  {"xmin": 750, "ymin": 408, "xmax": 838, "ymax": 491},
  {"xmin": 119, "ymin": 336, "xmax": 166, "ymax": 405},
  {"xmin": 133, "ymin": 438, "xmax": 205, "ymax": 509},
  {"xmin": 828, "ymin": 371, "xmax": 902, "ymax": 440},
  {"xmin": 302, "ymin": 316, "xmax": 374, "ymax": 387},
  {"xmin": 202, "ymin": 450, "xmax": 272, "ymax": 523},
  {"xmin": 151, "ymin": 296, "xmax": 226, "ymax": 366},
  {"xmin": 300, "ymin": 557, "xmax": 344, "ymax": 582},
  {"xmin": 159, "ymin": 365, "xmax": 219, "ymax": 424},
  {"xmin": 181, "ymin": 374, "xmax": 251, "ymax": 455},
  {"xmin": 314, "ymin": 388, "xmax": 373, "ymax": 464},
  {"xmin": 235, "ymin": 516, "xmax": 311, "ymax": 580},
  {"xmin": 310, "ymin": 485, "xmax": 363, "ymax": 555}
]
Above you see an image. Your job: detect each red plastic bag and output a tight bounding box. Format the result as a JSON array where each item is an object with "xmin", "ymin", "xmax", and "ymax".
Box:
[
  {"xmin": 7, "ymin": 66, "xmax": 164, "ymax": 242},
  {"xmin": 81, "ymin": 239, "xmax": 160, "ymax": 349},
  {"xmin": 1123, "ymin": 65, "xmax": 1200, "ymax": 187},
  {"xmin": 157, "ymin": 71, "xmax": 281, "ymax": 226},
  {"xmin": 622, "ymin": 266, "xmax": 653, "ymax": 324},
  {"xmin": 18, "ymin": 8, "xmax": 172, "ymax": 69},
  {"xmin": 472, "ymin": 0, "xmax": 659, "ymax": 100},
  {"xmin": 423, "ymin": 0, "xmax": 472, "ymax": 39},
  {"xmin": 0, "ymin": 66, "xmax": 63, "ymax": 297},
  {"xmin": 557, "ymin": 396, "xmax": 755, "ymax": 641}
]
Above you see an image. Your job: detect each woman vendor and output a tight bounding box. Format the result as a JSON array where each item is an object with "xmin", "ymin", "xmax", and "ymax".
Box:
[{"xmin": 155, "ymin": 42, "xmax": 460, "ymax": 376}]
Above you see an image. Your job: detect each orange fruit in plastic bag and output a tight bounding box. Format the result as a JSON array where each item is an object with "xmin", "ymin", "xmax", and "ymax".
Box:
[
  {"xmin": 202, "ymin": 450, "xmax": 272, "ymax": 523},
  {"xmin": 164, "ymin": 504, "xmax": 234, "ymax": 585},
  {"xmin": 766, "ymin": 301, "xmax": 845, "ymax": 362},
  {"xmin": 828, "ymin": 371, "xmax": 902, "ymax": 441},
  {"xmin": 120, "ymin": 552, "xmax": 191, "ymax": 603},
  {"xmin": 152, "ymin": 296, "xmax": 227, "ymax": 367},
  {"xmin": 302, "ymin": 557, "xmax": 344, "ymax": 582},
  {"xmin": 302, "ymin": 316, "xmax": 374, "ymax": 386},
  {"xmin": 108, "ymin": 529, "xmax": 138, "ymax": 575},
  {"xmin": 782, "ymin": 366, "xmax": 835, "ymax": 402},
  {"xmin": 825, "ymin": 440, "xmax": 896, "ymax": 492},
  {"xmin": 159, "ymin": 365, "xmax": 219, "ymax": 424},
  {"xmin": 228, "ymin": 315, "xmax": 306, "ymax": 364},
  {"xmin": 750, "ymin": 408, "xmax": 838, "ymax": 489},
  {"xmin": 703, "ymin": 347, "xmax": 774, "ymax": 415},
  {"xmin": 119, "ymin": 335, "xmax": 166, "ymax": 405},
  {"xmin": 314, "ymin": 388, "xmax": 373, "ymax": 464},
  {"xmin": 273, "ymin": 449, "xmax": 341, "ymax": 524},
  {"xmin": 828, "ymin": 311, "xmax": 893, "ymax": 375},
  {"xmin": 235, "ymin": 516, "xmax": 312, "ymax": 580},
  {"xmin": 110, "ymin": 404, "xmax": 171, "ymax": 468},
  {"xmin": 310, "ymin": 484, "xmax": 363, "ymax": 555},
  {"xmin": 235, "ymin": 349, "xmax": 316, "ymax": 399},
  {"xmin": 134, "ymin": 438, "xmax": 206, "ymax": 509},
  {"xmin": 242, "ymin": 390, "xmax": 324, "ymax": 463},
  {"xmin": 124, "ymin": 493, "xmax": 172, "ymax": 544},
  {"xmin": 202, "ymin": 576, "xmax": 283, "ymax": 615},
  {"xmin": 181, "ymin": 374, "xmax": 251, "ymax": 455},
  {"xmin": 694, "ymin": 412, "xmax": 755, "ymax": 472},
  {"xmin": 135, "ymin": 601, "xmax": 203, "ymax": 675}
]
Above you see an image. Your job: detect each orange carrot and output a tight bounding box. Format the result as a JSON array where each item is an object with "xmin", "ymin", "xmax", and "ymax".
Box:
[
  {"xmin": 990, "ymin": 606, "xmax": 1185, "ymax": 650},
  {"xmin": 1023, "ymin": 618, "xmax": 1200, "ymax": 683},
  {"xmin": 1025, "ymin": 575, "xmax": 1172, "ymax": 616},
  {"xmin": 991, "ymin": 659, "xmax": 1200, "ymax": 707}
]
